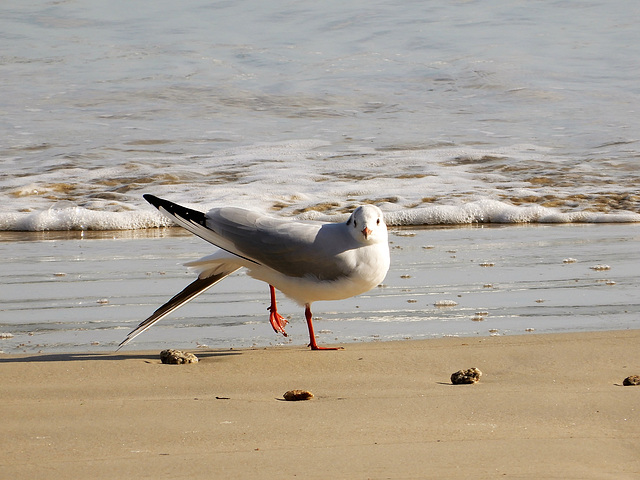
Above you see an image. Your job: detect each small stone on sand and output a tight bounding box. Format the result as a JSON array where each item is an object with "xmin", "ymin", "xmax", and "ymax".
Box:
[
  {"xmin": 451, "ymin": 368, "xmax": 482, "ymax": 385},
  {"xmin": 160, "ymin": 349, "xmax": 198, "ymax": 364},
  {"xmin": 283, "ymin": 390, "xmax": 314, "ymax": 401},
  {"xmin": 622, "ymin": 375, "xmax": 640, "ymax": 386}
]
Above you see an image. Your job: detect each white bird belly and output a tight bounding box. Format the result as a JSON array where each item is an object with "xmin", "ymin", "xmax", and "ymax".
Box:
[{"xmin": 246, "ymin": 246, "xmax": 390, "ymax": 305}]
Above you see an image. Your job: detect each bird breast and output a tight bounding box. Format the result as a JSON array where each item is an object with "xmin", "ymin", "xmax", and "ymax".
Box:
[{"xmin": 248, "ymin": 242, "xmax": 390, "ymax": 305}]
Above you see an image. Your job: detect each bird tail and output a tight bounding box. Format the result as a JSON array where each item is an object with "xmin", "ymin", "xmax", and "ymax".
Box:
[{"xmin": 117, "ymin": 267, "xmax": 239, "ymax": 350}]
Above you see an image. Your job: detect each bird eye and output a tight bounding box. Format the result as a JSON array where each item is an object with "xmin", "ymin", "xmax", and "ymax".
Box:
[{"xmin": 376, "ymin": 218, "xmax": 380, "ymax": 225}]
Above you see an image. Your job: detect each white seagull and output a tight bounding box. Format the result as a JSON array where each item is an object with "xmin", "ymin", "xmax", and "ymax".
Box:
[{"xmin": 118, "ymin": 194, "xmax": 390, "ymax": 350}]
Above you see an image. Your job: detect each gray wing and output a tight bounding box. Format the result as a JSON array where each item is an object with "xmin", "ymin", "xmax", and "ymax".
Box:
[
  {"xmin": 206, "ymin": 207, "xmax": 357, "ymax": 280},
  {"xmin": 144, "ymin": 195, "xmax": 357, "ymax": 281}
]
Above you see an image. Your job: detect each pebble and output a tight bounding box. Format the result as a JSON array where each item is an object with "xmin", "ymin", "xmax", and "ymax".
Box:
[
  {"xmin": 451, "ymin": 368, "xmax": 482, "ymax": 385},
  {"xmin": 283, "ymin": 390, "xmax": 314, "ymax": 401},
  {"xmin": 160, "ymin": 349, "xmax": 199, "ymax": 364},
  {"xmin": 623, "ymin": 375, "xmax": 640, "ymax": 386}
]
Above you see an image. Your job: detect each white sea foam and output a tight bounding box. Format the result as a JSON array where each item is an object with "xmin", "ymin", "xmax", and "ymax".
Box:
[
  {"xmin": 0, "ymin": 207, "xmax": 169, "ymax": 232},
  {"xmin": 0, "ymin": 141, "xmax": 640, "ymax": 231},
  {"xmin": 1, "ymin": 140, "xmax": 639, "ymax": 231},
  {"xmin": 383, "ymin": 200, "xmax": 640, "ymax": 226},
  {"xmin": 3, "ymin": 191, "xmax": 639, "ymax": 232}
]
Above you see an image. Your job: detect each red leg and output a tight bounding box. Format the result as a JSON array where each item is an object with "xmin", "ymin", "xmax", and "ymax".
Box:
[
  {"xmin": 267, "ymin": 285, "xmax": 288, "ymax": 336},
  {"xmin": 305, "ymin": 304, "xmax": 342, "ymax": 350}
]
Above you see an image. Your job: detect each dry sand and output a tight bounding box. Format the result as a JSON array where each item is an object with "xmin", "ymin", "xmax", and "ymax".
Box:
[{"xmin": 2, "ymin": 330, "xmax": 639, "ymax": 479}]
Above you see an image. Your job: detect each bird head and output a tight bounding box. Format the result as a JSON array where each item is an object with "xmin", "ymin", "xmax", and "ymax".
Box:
[{"xmin": 346, "ymin": 205, "xmax": 387, "ymax": 243}]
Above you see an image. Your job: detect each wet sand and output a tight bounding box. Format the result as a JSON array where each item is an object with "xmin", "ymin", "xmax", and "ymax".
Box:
[
  {"xmin": 2, "ymin": 329, "xmax": 639, "ymax": 479},
  {"xmin": 2, "ymin": 224, "xmax": 639, "ymax": 353}
]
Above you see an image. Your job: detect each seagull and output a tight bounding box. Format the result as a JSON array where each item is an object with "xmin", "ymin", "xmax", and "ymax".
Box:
[{"xmin": 118, "ymin": 194, "xmax": 390, "ymax": 350}]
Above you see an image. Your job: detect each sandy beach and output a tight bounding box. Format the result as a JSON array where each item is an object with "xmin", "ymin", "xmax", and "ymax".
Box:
[{"xmin": 2, "ymin": 329, "xmax": 638, "ymax": 479}]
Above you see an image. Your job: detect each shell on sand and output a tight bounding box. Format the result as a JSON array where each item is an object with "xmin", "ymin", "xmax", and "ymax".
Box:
[
  {"xmin": 623, "ymin": 375, "xmax": 640, "ymax": 386},
  {"xmin": 160, "ymin": 349, "xmax": 199, "ymax": 364},
  {"xmin": 451, "ymin": 368, "xmax": 482, "ymax": 385},
  {"xmin": 283, "ymin": 390, "xmax": 314, "ymax": 401}
]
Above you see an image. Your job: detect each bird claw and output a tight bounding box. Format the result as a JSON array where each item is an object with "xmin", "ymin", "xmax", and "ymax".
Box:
[{"xmin": 268, "ymin": 306, "xmax": 288, "ymax": 337}]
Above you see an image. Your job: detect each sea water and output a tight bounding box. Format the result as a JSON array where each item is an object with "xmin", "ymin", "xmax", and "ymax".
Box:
[
  {"xmin": 1, "ymin": 1, "xmax": 639, "ymax": 353},
  {"xmin": 1, "ymin": 0, "xmax": 639, "ymax": 230},
  {"xmin": 1, "ymin": 225, "xmax": 638, "ymax": 353}
]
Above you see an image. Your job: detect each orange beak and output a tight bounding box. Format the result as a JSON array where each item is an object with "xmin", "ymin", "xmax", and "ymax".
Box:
[{"xmin": 362, "ymin": 227, "xmax": 372, "ymax": 239}]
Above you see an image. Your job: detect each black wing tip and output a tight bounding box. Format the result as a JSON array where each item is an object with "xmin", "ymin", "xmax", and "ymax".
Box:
[
  {"xmin": 144, "ymin": 194, "xmax": 207, "ymax": 226},
  {"xmin": 143, "ymin": 193, "xmax": 165, "ymax": 209}
]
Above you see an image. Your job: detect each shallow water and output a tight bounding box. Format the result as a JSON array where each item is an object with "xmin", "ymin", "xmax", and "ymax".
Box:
[
  {"xmin": 1, "ymin": 224, "xmax": 638, "ymax": 353},
  {"xmin": 1, "ymin": 1, "xmax": 639, "ymax": 230}
]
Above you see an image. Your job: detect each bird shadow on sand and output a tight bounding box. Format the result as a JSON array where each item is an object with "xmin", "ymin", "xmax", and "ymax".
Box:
[{"xmin": 0, "ymin": 350, "xmax": 242, "ymax": 364}]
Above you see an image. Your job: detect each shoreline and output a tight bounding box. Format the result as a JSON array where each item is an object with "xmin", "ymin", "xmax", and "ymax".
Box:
[
  {"xmin": 2, "ymin": 329, "xmax": 639, "ymax": 479},
  {"xmin": 0, "ymin": 324, "xmax": 637, "ymax": 357}
]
